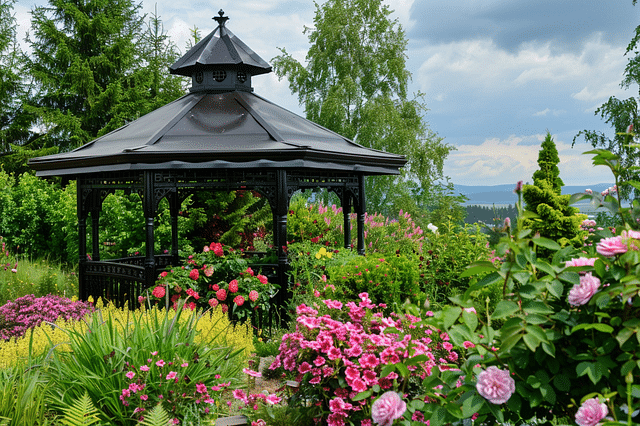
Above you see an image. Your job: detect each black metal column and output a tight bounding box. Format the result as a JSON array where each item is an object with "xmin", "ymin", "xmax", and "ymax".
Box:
[
  {"xmin": 90, "ymin": 190, "xmax": 101, "ymax": 262},
  {"xmin": 77, "ymin": 180, "xmax": 88, "ymax": 300},
  {"xmin": 169, "ymin": 191, "xmax": 180, "ymax": 265},
  {"xmin": 143, "ymin": 171, "xmax": 156, "ymax": 289},
  {"xmin": 275, "ymin": 169, "xmax": 289, "ymax": 304},
  {"xmin": 357, "ymin": 174, "xmax": 366, "ymax": 255},
  {"xmin": 342, "ymin": 190, "xmax": 352, "ymax": 249}
]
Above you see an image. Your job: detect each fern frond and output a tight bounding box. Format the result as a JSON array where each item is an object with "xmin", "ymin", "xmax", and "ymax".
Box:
[
  {"xmin": 59, "ymin": 391, "xmax": 101, "ymax": 426},
  {"xmin": 137, "ymin": 403, "xmax": 172, "ymax": 426}
]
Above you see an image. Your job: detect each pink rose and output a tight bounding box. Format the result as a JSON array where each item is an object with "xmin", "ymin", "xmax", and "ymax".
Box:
[
  {"xmin": 565, "ymin": 257, "xmax": 597, "ymax": 268},
  {"xmin": 568, "ymin": 272, "xmax": 601, "ymax": 307},
  {"xmin": 596, "ymin": 236, "xmax": 627, "ymax": 257},
  {"xmin": 575, "ymin": 397, "xmax": 608, "ymax": 426},
  {"xmin": 371, "ymin": 391, "xmax": 406, "ymax": 426},
  {"xmin": 476, "ymin": 366, "xmax": 515, "ymax": 404}
]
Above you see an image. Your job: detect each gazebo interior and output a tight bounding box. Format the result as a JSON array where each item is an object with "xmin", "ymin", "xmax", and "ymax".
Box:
[{"xmin": 28, "ymin": 10, "xmax": 406, "ymax": 308}]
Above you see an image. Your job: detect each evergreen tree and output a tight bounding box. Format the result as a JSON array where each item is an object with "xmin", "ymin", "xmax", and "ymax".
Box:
[
  {"xmin": 0, "ymin": 0, "xmax": 31, "ymax": 154},
  {"xmin": 25, "ymin": 0, "xmax": 184, "ymax": 150},
  {"xmin": 523, "ymin": 137, "xmax": 586, "ymax": 252},
  {"xmin": 272, "ymin": 0, "xmax": 452, "ymax": 216},
  {"xmin": 532, "ymin": 132, "xmax": 564, "ymax": 194}
]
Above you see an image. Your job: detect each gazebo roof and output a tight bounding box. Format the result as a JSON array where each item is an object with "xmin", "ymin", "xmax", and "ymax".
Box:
[{"xmin": 28, "ymin": 11, "xmax": 406, "ymax": 178}]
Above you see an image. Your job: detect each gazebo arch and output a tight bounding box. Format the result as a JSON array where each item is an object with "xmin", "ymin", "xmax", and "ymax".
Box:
[{"xmin": 28, "ymin": 10, "xmax": 406, "ymax": 307}]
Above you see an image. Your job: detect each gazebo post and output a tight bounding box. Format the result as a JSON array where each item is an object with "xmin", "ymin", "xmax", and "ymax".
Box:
[
  {"xmin": 77, "ymin": 179, "xmax": 88, "ymax": 300},
  {"xmin": 357, "ymin": 174, "xmax": 366, "ymax": 255},
  {"xmin": 143, "ymin": 171, "xmax": 157, "ymax": 289},
  {"xmin": 275, "ymin": 169, "xmax": 289, "ymax": 303},
  {"xmin": 342, "ymin": 191, "xmax": 352, "ymax": 249},
  {"xmin": 90, "ymin": 190, "xmax": 101, "ymax": 262},
  {"xmin": 169, "ymin": 191, "xmax": 180, "ymax": 265}
]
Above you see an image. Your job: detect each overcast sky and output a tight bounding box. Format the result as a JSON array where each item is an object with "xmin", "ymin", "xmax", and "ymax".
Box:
[{"xmin": 13, "ymin": 0, "xmax": 640, "ymax": 187}]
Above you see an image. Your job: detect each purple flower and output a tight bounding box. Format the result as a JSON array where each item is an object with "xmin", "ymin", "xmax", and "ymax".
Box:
[
  {"xmin": 514, "ymin": 180, "xmax": 523, "ymax": 193},
  {"xmin": 476, "ymin": 366, "xmax": 515, "ymax": 404},
  {"xmin": 568, "ymin": 273, "xmax": 601, "ymax": 307},
  {"xmin": 371, "ymin": 391, "xmax": 406, "ymax": 426},
  {"xmin": 596, "ymin": 236, "xmax": 627, "ymax": 257},
  {"xmin": 575, "ymin": 397, "xmax": 608, "ymax": 426}
]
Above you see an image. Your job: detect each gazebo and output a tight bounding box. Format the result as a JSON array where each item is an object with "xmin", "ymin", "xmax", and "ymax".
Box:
[{"xmin": 28, "ymin": 11, "xmax": 407, "ymax": 307}]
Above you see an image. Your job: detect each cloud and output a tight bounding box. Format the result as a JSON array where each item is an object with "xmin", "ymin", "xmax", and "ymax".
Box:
[
  {"xmin": 444, "ymin": 134, "xmax": 613, "ymax": 186},
  {"xmin": 408, "ymin": 0, "xmax": 637, "ymax": 53}
]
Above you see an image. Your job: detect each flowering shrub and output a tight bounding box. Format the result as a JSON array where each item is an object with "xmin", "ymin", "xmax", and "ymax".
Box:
[
  {"xmin": 0, "ymin": 294, "xmax": 91, "ymax": 340},
  {"xmin": 151, "ymin": 242, "xmax": 278, "ymax": 322},
  {"xmin": 270, "ymin": 293, "xmax": 459, "ymax": 426}
]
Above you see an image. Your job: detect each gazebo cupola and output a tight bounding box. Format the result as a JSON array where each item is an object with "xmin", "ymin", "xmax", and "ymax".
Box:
[{"xmin": 170, "ymin": 10, "xmax": 271, "ymax": 93}]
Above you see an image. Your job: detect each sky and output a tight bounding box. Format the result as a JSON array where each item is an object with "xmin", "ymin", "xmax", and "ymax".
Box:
[{"xmin": 11, "ymin": 0, "xmax": 640, "ymax": 187}]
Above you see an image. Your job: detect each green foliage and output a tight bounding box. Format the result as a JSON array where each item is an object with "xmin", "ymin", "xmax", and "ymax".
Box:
[
  {"xmin": 532, "ymin": 132, "xmax": 564, "ymax": 193},
  {"xmin": 0, "ymin": 171, "xmax": 77, "ymax": 263},
  {"xmin": 420, "ymin": 223, "xmax": 492, "ymax": 307},
  {"xmin": 138, "ymin": 403, "xmax": 172, "ymax": 426},
  {"xmin": 0, "ymin": 363, "xmax": 50, "ymax": 424},
  {"xmin": 60, "ymin": 391, "xmax": 101, "ymax": 426},
  {"xmin": 522, "ymin": 180, "xmax": 587, "ymax": 251},
  {"xmin": 272, "ymin": 0, "xmax": 452, "ymax": 216},
  {"xmin": 327, "ymin": 253, "xmax": 423, "ymax": 309},
  {"xmin": 523, "ymin": 136, "xmax": 586, "ymax": 253}
]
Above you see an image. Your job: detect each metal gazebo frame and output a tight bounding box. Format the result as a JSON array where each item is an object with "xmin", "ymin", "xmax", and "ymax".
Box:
[{"xmin": 28, "ymin": 11, "xmax": 406, "ymax": 307}]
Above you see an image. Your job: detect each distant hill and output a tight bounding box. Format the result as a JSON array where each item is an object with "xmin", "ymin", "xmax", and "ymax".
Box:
[{"xmin": 453, "ymin": 183, "xmax": 614, "ymax": 206}]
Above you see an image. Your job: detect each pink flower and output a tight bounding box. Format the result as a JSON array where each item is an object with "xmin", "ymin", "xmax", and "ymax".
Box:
[
  {"xmin": 233, "ymin": 295, "xmax": 245, "ymax": 306},
  {"xmin": 140, "ymin": 365, "xmax": 150, "ymax": 372},
  {"xmin": 203, "ymin": 245, "xmax": 210, "ymax": 252},
  {"xmin": 463, "ymin": 341, "xmax": 475, "ymax": 349},
  {"xmin": 249, "ymin": 290, "xmax": 259, "ymax": 302},
  {"xmin": 126, "ymin": 371, "xmax": 136, "ymax": 379},
  {"xmin": 229, "ymin": 280, "xmax": 239, "ymax": 293},
  {"xmin": 565, "ymin": 257, "xmax": 597, "ymax": 268},
  {"xmin": 596, "ymin": 236, "xmax": 627, "ymax": 257},
  {"xmin": 323, "ymin": 299, "xmax": 343, "ymax": 309},
  {"xmin": 152, "ymin": 286, "xmax": 166, "ymax": 298},
  {"xmin": 568, "ymin": 272, "xmax": 601, "ymax": 307},
  {"xmin": 476, "ymin": 366, "xmax": 515, "ymax": 404},
  {"xmin": 216, "ymin": 289, "xmax": 227, "ymax": 301},
  {"xmin": 514, "ymin": 180, "xmax": 523, "ymax": 193},
  {"xmin": 371, "ymin": 391, "xmax": 406, "ymax": 426},
  {"xmin": 359, "ymin": 353, "xmax": 380, "ymax": 369},
  {"xmin": 233, "ymin": 389, "xmax": 248, "ymax": 403},
  {"xmin": 266, "ymin": 394, "xmax": 282, "ymax": 405},
  {"xmin": 166, "ymin": 371, "xmax": 177, "ymax": 380},
  {"xmin": 575, "ymin": 397, "xmax": 608, "ymax": 426},
  {"xmin": 189, "ymin": 269, "xmax": 199, "ymax": 280},
  {"xmin": 156, "ymin": 360, "xmax": 165, "ymax": 368},
  {"xmin": 243, "ymin": 368, "xmax": 262, "ymax": 378},
  {"xmin": 196, "ymin": 383, "xmax": 208, "ymax": 394},
  {"xmin": 209, "ymin": 298, "xmax": 219, "ymax": 308},
  {"xmin": 257, "ymin": 274, "xmax": 268, "ymax": 284}
]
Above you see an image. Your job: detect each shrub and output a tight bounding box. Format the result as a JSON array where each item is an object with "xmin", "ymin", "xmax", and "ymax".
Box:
[
  {"xmin": 270, "ymin": 293, "xmax": 458, "ymax": 426},
  {"xmin": 0, "ymin": 294, "xmax": 91, "ymax": 340}
]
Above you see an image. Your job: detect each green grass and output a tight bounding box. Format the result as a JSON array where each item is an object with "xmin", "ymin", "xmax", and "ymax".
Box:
[{"xmin": 0, "ymin": 257, "xmax": 78, "ymax": 304}]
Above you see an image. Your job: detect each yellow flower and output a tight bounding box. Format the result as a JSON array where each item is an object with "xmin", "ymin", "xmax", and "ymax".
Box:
[{"xmin": 327, "ymin": 252, "xmax": 333, "ymax": 259}]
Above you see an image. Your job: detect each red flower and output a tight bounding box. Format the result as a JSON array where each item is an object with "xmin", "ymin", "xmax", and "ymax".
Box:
[
  {"xmin": 159, "ymin": 271, "xmax": 168, "ymax": 278},
  {"xmin": 209, "ymin": 298, "xmax": 219, "ymax": 308},
  {"xmin": 311, "ymin": 236, "xmax": 320, "ymax": 243},
  {"xmin": 152, "ymin": 286, "xmax": 166, "ymax": 298},
  {"xmin": 189, "ymin": 269, "xmax": 199, "ymax": 281},
  {"xmin": 233, "ymin": 295, "xmax": 245, "ymax": 306},
  {"xmin": 216, "ymin": 289, "xmax": 227, "ymax": 301},
  {"xmin": 245, "ymin": 267, "xmax": 254, "ymax": 276},
  {"xmin": 211, "ymin": 284, "xmax": 219, "ymax": 291},
  {"xmin": 249, "ymin": 290, "xmax": 259, "ymax": 302},
  {"xmin": 186, "ymin": 288, "xmax": 200, "ymax": 300},
  {"xmin": 210, "ymin": 242, "xmax": 224, "ymax": 257},
  {"xmin": 257, "ymin": 274, "xmax": 268, "ymax": 285},
  {"xmin": 221, "ymin": 304, "xmax": 228, "ymax": 313},
  {"xmin": 229, "ymin": 280, "xmax": 239, "ymax": 293}
]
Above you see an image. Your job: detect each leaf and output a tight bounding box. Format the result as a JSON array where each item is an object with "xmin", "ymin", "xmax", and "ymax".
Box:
[
  {"xmin": 461, "ymin": 393, "xmax": 485, "ymax": 418},
  {"xmin": 571, "ymin": 323, "xmax": 614, "ymax": 334},
  {"xmin": 523, "ymin": 333, "xmax": 541, "ymax": 352},
  {"xmin": 138, "ymin": 403, "xmax": 172, "ymax": 426},
  {"xmin": 352, "ymin": 389, "xmax": 373, "ymax": 401},
  {"xmin": 553, "ymin": 373, "xmax": 571, "ymax": 392},
  {"xmin": 460, "ymin": 262, "xmax": 496, "ymax": 278},
  {"xmin": 429, "ymin": 407, "xmax": 447, "ymax": 426},
  {"xmin": 617, "ymin": 328, "xmax": 634, "ymax": 347},
  {"xmin": 59, "ymin": 392, "xmax": 101, "ymax": 426},
  {"xmin": 532, "ymin": 237, "xmax": 561, "ymax": 251},
  {"xmin": 467, "ymin": 272, "xmax": 502, "ymax": 294},
  {"xmin": 540, "ymin": 383, "xmax": 556, "ymax": 405},
  {"xmin": 443, "ymin": 305, "xmax": 462, "ymax": 329},
  {"xmin": 492, "ymin": 300, "xmax": 519, "ymax": 319},
  {"xmin": 546, "ymin": 280, "xmax": 563, "ymax": 299}
]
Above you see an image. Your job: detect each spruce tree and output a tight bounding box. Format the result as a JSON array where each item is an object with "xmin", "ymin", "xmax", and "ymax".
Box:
[
  {"xmin": 25, "ymin": 0, "xmax": 185, "ymax": 150},
  {"xmin": 522, "ymin": 133, "xmax": 586, "ymax": 251},
  {"xmin": 532, "ymin": 132, "xmax": 564, "ymax": 194}
]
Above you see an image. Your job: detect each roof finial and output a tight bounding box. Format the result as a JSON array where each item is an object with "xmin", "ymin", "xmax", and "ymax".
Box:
[{"xmin": 213, "ymin": 9, "xmax": 229, "ymax": 26}]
